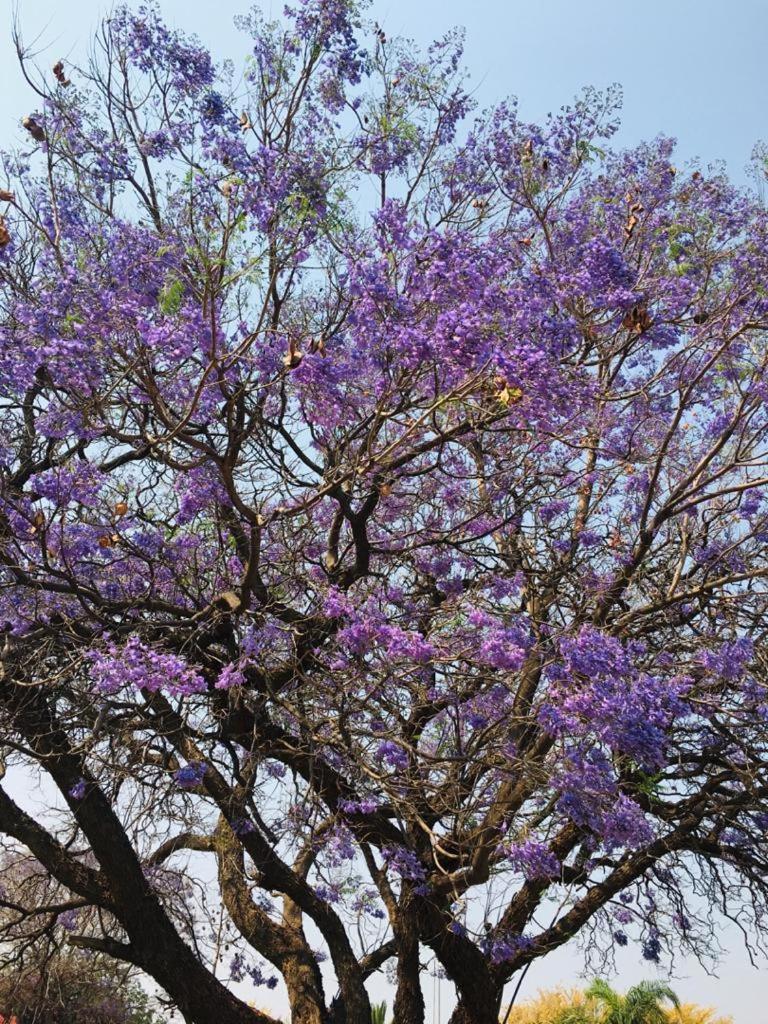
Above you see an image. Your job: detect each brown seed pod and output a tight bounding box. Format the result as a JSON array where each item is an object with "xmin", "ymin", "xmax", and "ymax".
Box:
[
  {"xmin": 52, "ymin": 60, "xmax": 71, "ymax": 87},
  {"xmin": 22, "ymin": 115, "xmax": 46, "ymax": 143},
  {"xmin": 622, "ymin": 304, "xmax": 652, "ymax": 334},
  {"xmin": 282, "ymin": 338, "xmax": 303, "ymax": 369},
  {"xmin": 624, "ymin": 213, "xmax": 639, "ymax": 239}
]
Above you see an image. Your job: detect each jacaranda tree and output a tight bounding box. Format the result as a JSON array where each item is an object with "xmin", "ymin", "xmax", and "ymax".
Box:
[{"xmin": 1, "ymin": 3, "xmax": 767, "ymax": 1023}]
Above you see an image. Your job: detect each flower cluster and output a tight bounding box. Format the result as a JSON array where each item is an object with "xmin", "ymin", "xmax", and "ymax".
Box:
[
  {"xmin": 173, "ymin": 762, "xmax": 207, "ymax": 790},
  {"xmin": 381, "ymin": 845, "xmax": 426, "ymax": 882},
  {"xmin": 1, "ymin": 0, "xmax": 767, "ymax": 1001},
  {"xmin": 87, "ymin": 638, "xmax": 207, "ymax": 698}
]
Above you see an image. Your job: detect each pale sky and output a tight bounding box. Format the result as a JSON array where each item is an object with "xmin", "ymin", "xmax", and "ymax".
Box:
[{"xmin": 2, "ymin": 0, "xmax": 767, "ymax": 1020}]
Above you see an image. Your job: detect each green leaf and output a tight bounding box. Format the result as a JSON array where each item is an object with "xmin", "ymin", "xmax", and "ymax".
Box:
[{"xmin": 159, "ymin": 278, "xmax": 185, "ymax": 316}]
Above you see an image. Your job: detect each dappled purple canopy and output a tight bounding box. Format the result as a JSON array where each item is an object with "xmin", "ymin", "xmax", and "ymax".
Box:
[{"xmin": 1, "ymin": 3, "xmax": 768, "ymax": 1023}]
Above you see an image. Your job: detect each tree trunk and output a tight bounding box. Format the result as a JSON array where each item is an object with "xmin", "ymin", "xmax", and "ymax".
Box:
[
  {"xmin": 0, "ymin": 673, "xmax": 274, "ymax": 1024},
  {"xmin": 331, "ymin": 961, "xmax": 372, "ymax": 1024},
  {"xmin": 392, "ymin": 916, "xmax": 425, "ymax": 1024},
  {"xmin": 415, "ymin": 899, "xmax": 500, "ymax": 1024},
  {"xmin": 216, "ymin": 824, "xmax": 329, "ymax": 1024},
  {"xmin": 283, "ymin": 956, "xmax": 329, "ymax": 1024},
  {"xmin": 446, "ymin": 989, "xmax": 503, "ymax": 1024}
]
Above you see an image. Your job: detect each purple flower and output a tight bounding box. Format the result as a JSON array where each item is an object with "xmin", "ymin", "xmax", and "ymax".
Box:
[
  {"xmin": 504, "ymin": 839, "xmax": 560, "ymax": 880},
  {"xmin": 59, "ymin": 909, "xmax": 81, "ymax": 931},
  {"xmin": 484, "ymin": 933, "xmax": 533, "ymax": 964},
  {"xmin": 338, "ymin": 797, "xmax": 380, "ymax": 815},
  {"xmin": 174, "ymin": 761, "xmax": 206, "ymax": 790},
  {"xmin": 201, "ymin": 91, "xmax": 227, "ymax": 124},
  {"xmin": 321, "ymin": 824, "xmax": 356, "ymax": 865},
  {"xmin": 69, "ymin": 779, "xmax": 87, "ymax": 800},
  {"xmin": 314, "ymin": 883, "xmax": 342, "ymax": 904},
  {"xmin": 88, "ymin": 637, "xmax": 206, "ymax": 698},
  {"xmin": 216, "ymin": 660, "xmax": 246, "ymax": 690},
  {"xmin": 642, "ymin": 935, "xmax": 662, "ymax": 962},
  {"xmin": 540, "ymin": 626, "xmax": 687, "ymax": 769},
  {"xmin": 382, "ymin": 845, "xmax": 426, "ymax": 881},
  {"xmin": 376, "ymin": 740, "xmax": 409, "ymax": 770}
]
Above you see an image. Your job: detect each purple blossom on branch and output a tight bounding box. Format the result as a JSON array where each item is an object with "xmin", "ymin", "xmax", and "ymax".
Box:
[
  {"xmin": 0, "ymin": 1, "xmax": 767, "ymax": 1011},
  {"xmin": 174, "ymin": 762, "xmax": 207, "ymax": 790}
]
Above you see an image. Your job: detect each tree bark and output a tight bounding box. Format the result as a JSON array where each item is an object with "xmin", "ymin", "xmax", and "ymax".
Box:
[
  {"xmin": 0, "ymin": 671, "xmax": 274, "ymax": 1024},
  {"xmin": 392, "ymin": 914, "xmax": 426, "ymax": 1024},
  {"xmin": 446, "ymin": 989, "xmax": 503, "ymax": 1024},
  {"xmin": 216, "ymin": 821, "xmax": 328, "ymax": 1024},
  {"xmin": 149, "ymin": 692, "xmax": 373, "ymax": 1024}
]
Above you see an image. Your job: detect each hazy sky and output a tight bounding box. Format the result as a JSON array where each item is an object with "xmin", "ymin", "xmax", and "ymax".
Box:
[{"xmin": 1, "ymin": 0, "xmax": 767, "ymax": 1020}]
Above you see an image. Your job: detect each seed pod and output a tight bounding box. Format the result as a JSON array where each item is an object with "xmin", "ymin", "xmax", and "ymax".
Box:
[
  {"xmin": 22, "ymin": 115, "xmax": 46, "ymax": 143},
  {"xmin": 622, "ymin": 304, "xmax": 652, "ymax": 334},
  {"xmin": 282, "ymin": 338, "xmax": 303, "ymax": 369},
  {"xmin": 52, "ymin": 60, "xmax": 71, "ymax": 87},
  {"xmin": 624, "ymin": 213, "xmax": 639, "ymax": 239}
]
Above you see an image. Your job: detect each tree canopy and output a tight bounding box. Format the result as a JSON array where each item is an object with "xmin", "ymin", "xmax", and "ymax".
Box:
[{"xmin": 1, "ymin": 3, "xmax": 768, "ymax": 1023}]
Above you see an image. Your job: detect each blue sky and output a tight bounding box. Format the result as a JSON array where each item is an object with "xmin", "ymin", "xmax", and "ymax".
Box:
[{"xmin": 2, "ymin": 0, "xmax": 767, "ymax": 1020}]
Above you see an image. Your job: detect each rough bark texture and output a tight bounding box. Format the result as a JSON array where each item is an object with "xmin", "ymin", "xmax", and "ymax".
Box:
[
  {"xmin": 446, "ymin": 989, "xmax": 504, "ymax": 1024},
  {"xmin": 392, "ymin": 913, "xmax": 426, "ymax": 1024},
  {"xmin": 216, "ymin": 822, "xmax": 328, "ymax": 1024}
]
